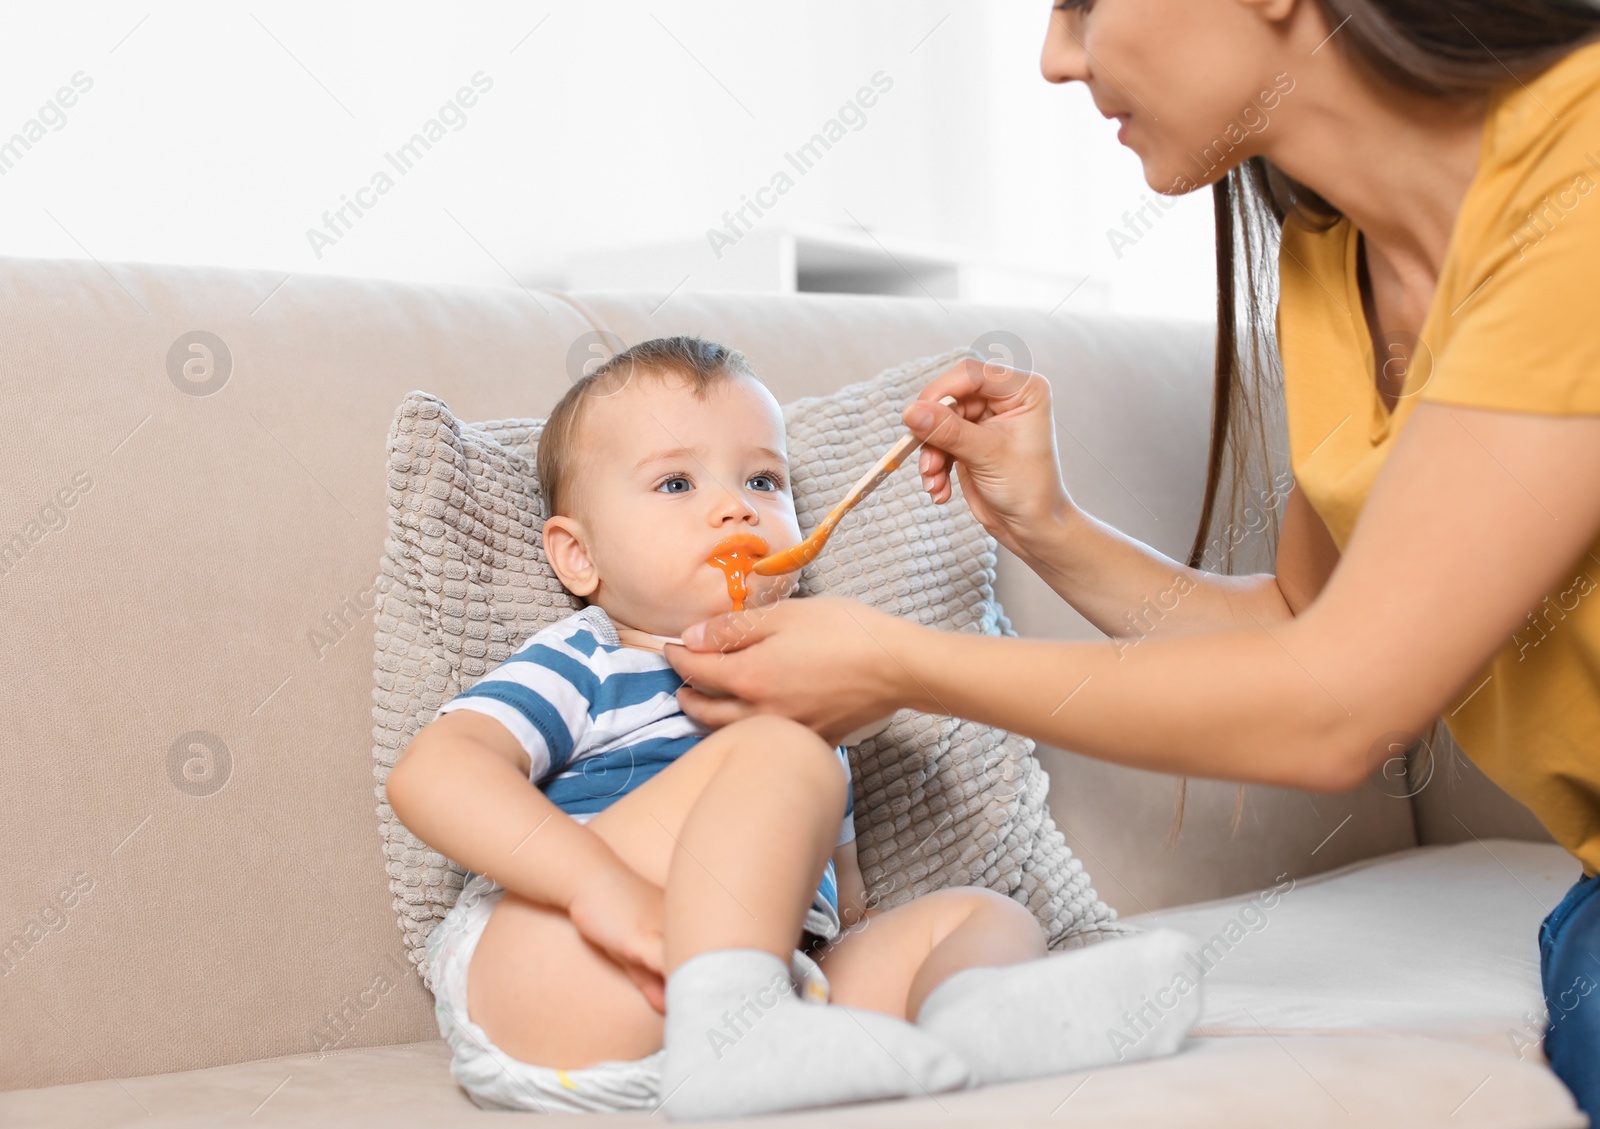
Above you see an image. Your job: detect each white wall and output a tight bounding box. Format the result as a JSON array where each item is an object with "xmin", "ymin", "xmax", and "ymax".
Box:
[{"xmin": 0, "ymin": 1, "xmax": 1216, "ymax": 322}]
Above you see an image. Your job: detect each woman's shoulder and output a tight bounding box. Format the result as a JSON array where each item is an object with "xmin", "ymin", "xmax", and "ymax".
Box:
[
  {"xmin": 1480, "ymin": 37, "xmax": 1600, "ymax": 201},
  {"xmin": 1428, "ymin": 38, "xmax": 1600, "ymax": 415},
  {"xmin": 1489, "ymin": 36, "xmax": 1600, "ymax": 153}
]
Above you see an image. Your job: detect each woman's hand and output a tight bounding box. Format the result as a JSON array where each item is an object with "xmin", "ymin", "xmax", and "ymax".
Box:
[
  {"xmin": 662, "ymin": 595, "xmax": 918, "ymax": 742},
  {"xmin": 566, "ymin": 861, "xmax": 666, "ymax": 1014},
  {"xmin": 901, "ymin": 356, "xmax": 1074, "ymax": 557}
]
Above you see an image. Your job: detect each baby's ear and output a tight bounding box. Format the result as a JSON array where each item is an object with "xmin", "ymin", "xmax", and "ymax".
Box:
[{"xmin": 541, "ymin": 516, "xmax": 600, "ymax": 597}]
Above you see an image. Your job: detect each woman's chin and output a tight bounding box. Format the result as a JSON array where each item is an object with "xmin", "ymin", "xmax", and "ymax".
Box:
[
  {"xmin": 1138, "ymin": 158, "xmax": 1178, "ymax": 192},
  {"xmin": 1130, "ymin": 149, "xmax": 1212, "ymax": 196}
]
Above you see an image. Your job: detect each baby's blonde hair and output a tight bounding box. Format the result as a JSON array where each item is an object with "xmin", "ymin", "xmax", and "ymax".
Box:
[{"xmin": 537, "ymin": 335, "xmax": 760, "ymax": 519}]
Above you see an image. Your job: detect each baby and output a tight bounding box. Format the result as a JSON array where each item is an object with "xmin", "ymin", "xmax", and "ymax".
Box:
[{"xmin": 387, "ymin": 336, "xmax": 1199, "ymax": 1119}]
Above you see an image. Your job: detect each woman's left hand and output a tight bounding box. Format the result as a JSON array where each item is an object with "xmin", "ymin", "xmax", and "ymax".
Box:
[{"xmin": 662, "ymin": 595, "xmax": 915, "ymax": 744}]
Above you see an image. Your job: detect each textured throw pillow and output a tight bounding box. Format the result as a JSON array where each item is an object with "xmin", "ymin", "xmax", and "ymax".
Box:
[{"xmin": 371, "ymin": 347, "xmax": 1127, "ymax": 992}]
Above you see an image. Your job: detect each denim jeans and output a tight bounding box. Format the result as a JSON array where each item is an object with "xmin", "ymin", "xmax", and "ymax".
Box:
[{"xmin": 1540, "ymin": 870, "xmax": 1600, "ymax": 1120}]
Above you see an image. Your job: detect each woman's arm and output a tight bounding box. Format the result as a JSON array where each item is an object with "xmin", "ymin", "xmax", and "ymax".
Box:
[
  {"xmin": 667, "ymin": 403, "xmax": 1600, "ymax": 793},
  {"xmin": 893, "ymin": 403, "xmax": 1600, "ymax": 790},
  {"xmin": 899, "ymin": 358, "xmax": 1338, "ymax": 642},
  {"xmin": 1011, "ymin": 476, "xmax": 1341, "ymax": 642}
]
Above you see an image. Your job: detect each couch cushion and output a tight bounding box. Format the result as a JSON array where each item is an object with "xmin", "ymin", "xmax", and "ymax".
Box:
[
  {"xmin": 1410, "ymin": 723, "xmax": 1558, "ymax": 850},
  {"xmin": 373, "ymin": 347, "xmax": 1127, "ymax": 990},
  {"xmin": 4, "ymin": 841, "xmax": 1581, "ymax": 1128},
  {"xmin": 1124, "ymin": 840, "xmax": 1579, "ymax": 1053},
  {"xmin": 1, "ymin": 1034, "xmax": 1578, "ymax": 1129},
  {"xmin": 0, "ymin": 258, "xmax": 604, "ymax": 1090}
]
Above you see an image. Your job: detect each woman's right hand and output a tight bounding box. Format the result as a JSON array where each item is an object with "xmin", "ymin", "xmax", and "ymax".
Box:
[
  {"xmin": 900, "ymin": 357, "xmax": 1075, "ymax": 555},
  {"xmin": 566, "ymin": 860, "xmax": 667, "ymax": 1014}
]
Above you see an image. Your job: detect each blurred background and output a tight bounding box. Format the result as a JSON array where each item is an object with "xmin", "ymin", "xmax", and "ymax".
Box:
[{"xmin": 0, "ymin": 1, "xmax": 1216, "ymax": 323}]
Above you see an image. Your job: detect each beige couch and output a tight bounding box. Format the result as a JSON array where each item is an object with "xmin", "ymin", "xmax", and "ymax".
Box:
[{"xmin": 0, "ymin": 256, "xmax": 1580, "ymax": 1128}]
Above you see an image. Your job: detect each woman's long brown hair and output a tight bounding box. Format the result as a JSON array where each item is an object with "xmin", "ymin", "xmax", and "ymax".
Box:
[{"xmin": 1172, "ymin": 0, "xmax": 1600, "ymax": 844}]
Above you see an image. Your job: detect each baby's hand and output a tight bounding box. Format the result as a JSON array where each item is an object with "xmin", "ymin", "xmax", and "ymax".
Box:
[{"xmin": 567, "ymin": 862, "xmax": 666, "ymax": 1013}]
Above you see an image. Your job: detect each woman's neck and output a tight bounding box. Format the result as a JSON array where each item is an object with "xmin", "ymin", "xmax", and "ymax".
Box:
[{"xmin": 1267, "ymin": 69, "xmax": 1490, "ymax": 286}]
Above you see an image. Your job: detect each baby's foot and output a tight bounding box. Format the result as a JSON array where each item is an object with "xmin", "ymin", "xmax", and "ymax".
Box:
[
  {"xmin": 915, "ymin": 927, "xmax": 1201, "ymax": 1084},
  {"xmin": 660, "ymin": 948, "xmax": 970, "ymax": 1120}
]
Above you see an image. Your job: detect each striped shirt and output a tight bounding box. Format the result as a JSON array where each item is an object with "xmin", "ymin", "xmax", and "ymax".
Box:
[{"xmin": 435, "ymin": 603, "xmax": 854, "ymax": 930}]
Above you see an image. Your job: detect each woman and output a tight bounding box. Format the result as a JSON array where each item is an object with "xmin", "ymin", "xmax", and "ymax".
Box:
[{"xmin": 662, "ymin": 0, "xmax": 1600, "ymax": 1117}]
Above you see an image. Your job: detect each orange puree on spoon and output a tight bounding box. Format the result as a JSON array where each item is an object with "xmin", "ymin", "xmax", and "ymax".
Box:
[
  {"xmin": 707, "ymin": 533, "xmax": 770, "ymax": 612},
  {"xmin": 751, "ymin": 393, "xmax": 960, "ymax": 577}
]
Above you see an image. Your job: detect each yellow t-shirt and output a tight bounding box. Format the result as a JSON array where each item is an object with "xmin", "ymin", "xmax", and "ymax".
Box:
[{"xmin": 1277, "ymin": 37, "xmax": 1600, "ymax": 875}]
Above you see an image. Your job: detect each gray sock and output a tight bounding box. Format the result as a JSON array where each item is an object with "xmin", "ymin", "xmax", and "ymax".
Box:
[
  {"xmin": 660, "ymin": 948, "xmax": 970, "ymax": 1120},
  {"xmin": 914, "ymin": 927, "xmax": 1201, "ymax": 1084}
]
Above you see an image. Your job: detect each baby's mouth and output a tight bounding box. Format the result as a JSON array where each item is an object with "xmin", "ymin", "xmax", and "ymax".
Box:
[{"xmin": 706, "ymin": 534, "xmax": 770, "ymax": 612}]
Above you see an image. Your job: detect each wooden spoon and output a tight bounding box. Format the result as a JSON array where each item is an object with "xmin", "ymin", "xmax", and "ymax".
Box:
[
  {"xmin": 752, "ymin": 394, "xmax": 959, "ymax": 577},
  {"xmin": 615, "ymin": 626, "xmax": 683, "ymax": 651}
]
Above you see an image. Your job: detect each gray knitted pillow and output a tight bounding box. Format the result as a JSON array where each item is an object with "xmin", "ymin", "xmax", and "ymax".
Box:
[{"xmin": 370, "ymin": 347, "xmax": 1125, "ymax": 992}]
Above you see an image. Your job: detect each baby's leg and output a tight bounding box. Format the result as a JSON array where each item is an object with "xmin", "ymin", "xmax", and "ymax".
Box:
[
  {"xmin": 628, "ymin": 715, "xmax": 970, "ymax": 1118},
  {"xmin": 586, "ymin": 713, "xmax": 845, "ymax": 965},
  {"xmin": 662, "ymin": 715, "xmax": 846, "ymax": 969},
  {"xmin": 817, "ymin": 886, "xmax": 1048, "ymax": 1018},
  {"xmin": 466, "ymin": 714, "xmax": 836, "ymax": 1070},
  {"xmin": 818, "ymin": 886, "xmax": 1199, "ymax": 1084},
  {"xmin": 465, "ymin": 889, "xmax": 664, "ymax": 1068}
]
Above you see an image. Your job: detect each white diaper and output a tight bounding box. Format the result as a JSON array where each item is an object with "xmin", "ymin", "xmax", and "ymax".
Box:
[{"xmin": 426, "ymin": 873, "xmax": 832, "ymax": 1113}]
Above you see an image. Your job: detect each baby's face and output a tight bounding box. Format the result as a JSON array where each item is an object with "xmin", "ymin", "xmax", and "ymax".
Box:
[{"xmin": 542, "ymin": 372, "xmax": 804, "ymax": 637}]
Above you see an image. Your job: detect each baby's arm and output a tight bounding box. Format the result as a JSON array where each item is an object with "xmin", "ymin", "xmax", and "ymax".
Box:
[
  {"xmin": 387, "ymin": 708, "xmax": 666, "ymax": 993},
  {"xmin": 833, "ymin": 838, "xmax": 880, "ymax": 931}
]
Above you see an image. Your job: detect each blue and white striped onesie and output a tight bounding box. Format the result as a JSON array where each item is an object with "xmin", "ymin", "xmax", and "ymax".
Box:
[{"xmin": 434, "ymin": 603, "xmax": 855, "ymax": 939}]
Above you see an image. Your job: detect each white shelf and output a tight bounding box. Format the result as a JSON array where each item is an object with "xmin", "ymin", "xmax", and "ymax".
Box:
[{"xmin": 566, "ymin": 223, "xmax": 1108, "ymax": 311}]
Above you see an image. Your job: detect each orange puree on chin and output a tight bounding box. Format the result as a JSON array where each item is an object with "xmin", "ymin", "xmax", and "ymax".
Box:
[{"xmin": 707, "ymin": 533, "xmax": 770, "ymax": 612}]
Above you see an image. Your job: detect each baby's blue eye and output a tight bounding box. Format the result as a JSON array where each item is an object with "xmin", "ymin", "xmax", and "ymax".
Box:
[
  {"xmin": 749, "ymin": 474, "xmax": 779, "ymax": 492},
  {"xmin": 658, "ymin": 475, "xmax": 692, "ymax": 494}
]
